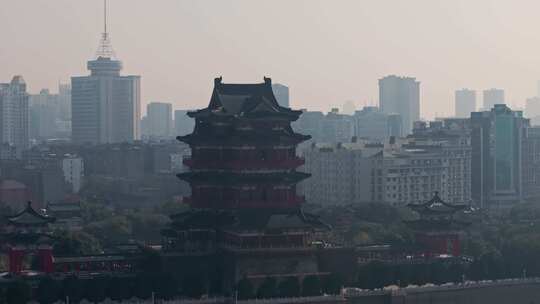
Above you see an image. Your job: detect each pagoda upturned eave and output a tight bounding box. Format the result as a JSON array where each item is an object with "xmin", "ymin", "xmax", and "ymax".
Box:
[
  {"xmin": 6, "ymin": 202, "xmax": 56, "ymax": 227},
  {"xmin": 176, "ymin": 132, "xmax": 311, "ymax": 146},
  {"xmin": 177, "ymin": 171, "xmax": 311, "ymax": 185}
]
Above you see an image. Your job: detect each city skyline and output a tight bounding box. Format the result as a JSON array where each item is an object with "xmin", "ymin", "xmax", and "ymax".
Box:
[{"xmin": 3, "ymin": 0, "xmax": 540, "ymax": 118}]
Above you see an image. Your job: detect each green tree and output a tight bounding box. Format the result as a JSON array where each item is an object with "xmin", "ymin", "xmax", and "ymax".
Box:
[
  {"xmin": 155, "ymin": 273, "xmax": 179, "ymax": 300},
  {"xmin": 5, "ymin": 280, "xmax": 31, "ymax": 304},
  {"xmin": 135, "ymin": 273, "xmax": 154, "ymax": 300},
  {"xmin": 302, "ymin": 276, "xmax": 322, "ymax": 296},
  {"xmin": 278, "ymin": 277, "xmax": 300, "ymax": 297},
  {"xmin": 257, "ymin": 277, "xmax": 277, "ymax": 298},
  {"xmin": 84, "ymin": 276, "xmax": 109, "ymax": 303},
  {"xmin": 322, "ymin": 274, "xmax": 343, "ymax": 295},
  {"xmin": 237, "ymin": 277, "xmax": 254, "ymax": 300},
  {"xmin": 36, "ymin": 276, "xmax": 60, "ymax": 304},
  {"xmin": 107, "ymin": 276, "xmax": 133, "ymax": 301},
  {"xmin": 62, "ymin": 275, "xmax": 83, "ymax": 303},
  {"xmin": 183, "ymin": 275, "xmax": 206, "ymax": 299},
  {"xmin": 54, "ymin": 231, "xmax": 102, "ymax": 255}
]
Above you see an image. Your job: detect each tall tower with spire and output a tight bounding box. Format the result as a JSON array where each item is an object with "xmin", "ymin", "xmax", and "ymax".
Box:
[{"xmin": 71, "ymin": 0, "xmax": 141, "ymax": 144}]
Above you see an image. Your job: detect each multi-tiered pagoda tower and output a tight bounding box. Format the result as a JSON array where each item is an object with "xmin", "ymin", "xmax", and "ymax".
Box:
[{"xmin": 162, "ymin": 77, "xmax": 328, "ymax": 291}]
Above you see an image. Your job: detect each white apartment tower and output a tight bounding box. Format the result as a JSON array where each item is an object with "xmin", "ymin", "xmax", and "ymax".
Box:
[{"xmin": 0, "ymin": 76, "xmax": 29, "ymax": 154}]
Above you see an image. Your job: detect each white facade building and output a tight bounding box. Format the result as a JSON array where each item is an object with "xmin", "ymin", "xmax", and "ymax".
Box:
[
  {"xmin": 62, "ymin": 155, "xmax": 84, "ymax": 193},
  {"xmin": 299, "ymin": 133, "xmax": 471, "ymax": 206}
]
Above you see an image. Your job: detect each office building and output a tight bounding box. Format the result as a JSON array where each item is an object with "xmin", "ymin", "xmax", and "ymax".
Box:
[
  {"xmin": 482, "ymin": 88, "xmax": 505, "ymax": 111},
  {"xmin": 146, "ymin": 102, "xmax": 173, "ymax": 138},
  {"xmin": 299, "ymin": 139, "xmax": 468, "ymax": 206},
  {"xmin": 409, "ymin": 119, "xmax": 472, "ymax": 204},
  {"xmin": 0, "ymin": 76, "xmax": 29, "ymax": 155},
  {"xmin": 271, "ymin": 83, "xmax": 289, "ymax": 108},
  {"xmin": 471, "ymin": 104, "xmax": 528, "ymax": 208},
  {"xmin": 71, "ymin": 14, "xmax": 140, "ymax": 144},
  {"xmin": 455, "ymin": 89, "xmax": 476, "ymax": 118},
  {"xmin": 379, "ymin": 75, "xmax": 420, "ymax": 135}
]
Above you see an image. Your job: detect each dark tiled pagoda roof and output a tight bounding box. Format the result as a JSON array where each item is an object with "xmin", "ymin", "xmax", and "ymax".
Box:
[
  {"xmin": 177, "ymin": 171, "xmax": 310, "ymax": 185},
  {"xmin": 162, "ymin": 208, "xmax": 329, "ymax": 237},
  {"xmin": 407, "ymin": 192, "xmax": 467, "ymax": 216},
  {"xmin": 6, "ymin": 202, "xmax": 56, "ymax": 227},
  {"xmin": 178, "ymin": 128, "xmax": 310, "ymax": 146},
  {"xmin": 187, "ymin": 77, "xmax": 302, "ymax": 120},
  {"xmin": 231, "ymin": 208, "xmax": 330, "ymax": 232}
]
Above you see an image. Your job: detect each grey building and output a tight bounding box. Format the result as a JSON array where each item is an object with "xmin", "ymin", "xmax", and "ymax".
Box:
[
  {"xmin": 293, "ymin": 109, "xmax": 353, "ymax": 144},
  {"xmin": 146, "ymin": 102, "xmax": 173, "ymax": 139},
  {"xmin": 455, "ymin": 89, "xmax": 476, "ymax": 118},
  {"xmin": 379, "ymin": 75, "xmax": 420, "ymax": 136},
  {"xmin": 353, "ymin": 106, "xmax": 390, "ymax": 141},
  {"xmin": 29, "ymin": 89, "xmax": 58, "ymax": 140},
  {"xmin": 471, "ymin": 104, "xmax": 528, "ymax": 208},
  {"xmin": 0, "ymin": 76, "xmax": 29, "ymax": 155},
  {"xmin": 482, "ymin": 88, "xmax": 505, "ymax": 111},
  {"xmin": 71, "ymin": 27, "xmax": 140, "ymax": 144},
  {"xmin": 525, "ymin": 96, "xmax": 540, "ymax": 120},
  {"xmin": 271, "ymin": 83, "xmax": 289, "ymax": 108}
]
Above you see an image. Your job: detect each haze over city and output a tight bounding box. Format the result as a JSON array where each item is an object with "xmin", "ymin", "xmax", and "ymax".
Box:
[{"xmin": 3, "ymin": 0, "xmax": 540, "ymax": 118}]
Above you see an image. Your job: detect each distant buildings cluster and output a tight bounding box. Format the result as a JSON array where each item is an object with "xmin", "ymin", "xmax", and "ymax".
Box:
[{"xmin": 299, "ymin": 104, "xmax": 540, "ymax": 209}]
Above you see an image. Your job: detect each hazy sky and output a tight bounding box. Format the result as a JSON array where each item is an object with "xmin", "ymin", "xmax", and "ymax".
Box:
[{"xmin": 2, "ymin": 0, "xmax": 540, "ymax": 118}]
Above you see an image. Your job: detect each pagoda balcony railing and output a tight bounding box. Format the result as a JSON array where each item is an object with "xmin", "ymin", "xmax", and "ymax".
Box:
[
  {"xmin": 183, "ymin": 157, "xmax": 305, "ymax": 170},
  {"xmin": 183, "ymin": 196, "xmax": 306, "ymax": 208}
]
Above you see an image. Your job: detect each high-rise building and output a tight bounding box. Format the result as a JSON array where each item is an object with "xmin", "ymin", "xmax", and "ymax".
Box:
[
  {"xmin": 271, "ymin": 83, "xmax": 289, "ymax": 108},
  {"xmin": 0, "ymin": 76, "xmax": 29, "ymax": 154},
  {"xmin": 455, "ymin": 89, "xmax": 476, "ymax": 118},
  {"xmin": 29, "ymin": 89, "xmax": 58, "ymax": 140},
  {"xmin": 174, "ymin": 110, "xmax": 195, "ymax": 136},
  {"xmin": 58, "ymin": 83, "xmax": 72, "ymax": 124},
  {"xmin": 482, "ymin": 88, "xmax": 505, "ymax": 111},
  {"xmin": 71, "ymin": 4, "xmax": 140, "ymax": 144},
  {"xmin": 146, "ymin": 102, "xmax": 172, "ymax": 138},
  {"xmin": 379, "ymin": 75, "xmax": 420, "ymax": 135},
  {"xmin": 525, "ymin": 96, "xmax": 540, "ymax": 119},
  {"xmin": 471, "ymin": 104, "xmax": 528, "ymax": 208}
]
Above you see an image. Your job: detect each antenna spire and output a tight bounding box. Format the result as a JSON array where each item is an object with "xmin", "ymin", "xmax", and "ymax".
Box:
[
  {"xmin": 104, "ymin": 0, "xmax": 107, "ymax": 35},
  {"xmin": 95, "ymin": 0, "xmax": 116, "ymax": 59}
]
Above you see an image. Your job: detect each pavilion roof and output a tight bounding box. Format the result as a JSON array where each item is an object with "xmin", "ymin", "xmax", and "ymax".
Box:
[
  {"xmin": 187, "ymin": 77, "xmax": 301, "ymax": 119},
  {"xmin": 6, "ymin": 202, "xmax": 55, "ymax": 226},
  {"xmin": 407, "ymin": 192, "xmax": 467, "ymax": 215}
]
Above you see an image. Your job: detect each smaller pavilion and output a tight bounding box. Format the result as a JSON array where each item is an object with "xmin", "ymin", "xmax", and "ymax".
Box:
[
  {"xmin": 405, "ymin": 192, "xmax": 470, "ymax": 257},
  {"xmin": 2, "ymin": 202, "xmax": 56, "ymax": 273}
]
